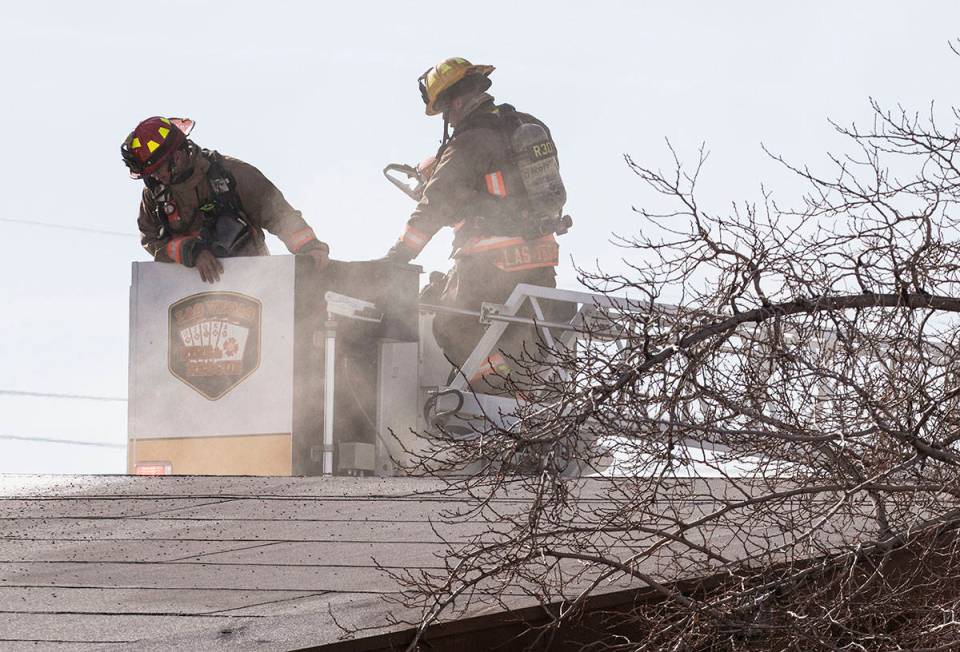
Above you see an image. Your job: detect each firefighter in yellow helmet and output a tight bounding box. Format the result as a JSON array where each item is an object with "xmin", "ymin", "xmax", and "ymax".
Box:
[
  {"xmin": 121, "ymin": 117, "xmax": 330, "ymax": 283},
  {"xmin": 384, "ymin": 57, "xmax": 572, "ymax": 391}
]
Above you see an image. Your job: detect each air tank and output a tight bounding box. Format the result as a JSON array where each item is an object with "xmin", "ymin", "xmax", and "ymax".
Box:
[{"xmin": 511, "ymin": 122, "xmax": 566, "ymax": 217}]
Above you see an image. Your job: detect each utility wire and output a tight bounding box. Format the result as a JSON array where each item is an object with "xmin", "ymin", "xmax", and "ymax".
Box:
[
  {"xmin": 0, "ymin": 217, "xmax": 137, "ymax": 238},
  {"xmin": 0, "ymin": 434, "xmax": 125, "ymax": 449},
  {"xmin": 0, "ymin": 391, "xmax": 127, "ymax": 447},
  {"xmin": 0, "ymin": 390, "xmax": 127, "ymax": 403}
]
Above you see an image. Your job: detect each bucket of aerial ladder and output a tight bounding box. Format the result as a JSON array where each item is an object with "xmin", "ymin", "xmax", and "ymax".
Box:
[
  {"xmin": 127, "ymin": 254, "xmax": 612, "ymax": 476},
  {"xmin": 127, "ymin": 255, "xmax": 434, "ymax": 476}
]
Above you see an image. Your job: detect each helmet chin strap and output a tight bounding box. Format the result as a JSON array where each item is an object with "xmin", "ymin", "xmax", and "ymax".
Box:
[{"xmin": 432, "ymin": 114, "xmax": 451, "ymax": 165}]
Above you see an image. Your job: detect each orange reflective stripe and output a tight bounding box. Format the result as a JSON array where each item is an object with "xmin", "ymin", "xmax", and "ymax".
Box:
[
  {"xmin": 401, "ymin": 225, "xmax": 430, "ymax": 252},
  {"xmin": 286, "ymin": 227, "xmax": 317, "ymax": 252},
  {"xmin": 484, "ymin": 171, "xmax": 507, "ymax": 197},
  {"xmin": 469, "ymin": 353, "xmax": 510, "ymax": 384},
  {"xmin": 460, "ymin": 235, "xmax": 526, "ymax": 255},
  {"xmin": 165, "ymin": 236, "xmax": 189, "ymax": 264},
  {"xmin": 497, "ymin": 261, "xmax": 556, "ymax": 272},
  {"xmin": 494, "ymin": 235, "xmax": 559, "ymax": 271}
]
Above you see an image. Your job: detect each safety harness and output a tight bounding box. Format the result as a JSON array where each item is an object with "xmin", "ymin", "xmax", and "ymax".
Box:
[
  {"xmin": 149, "ymin": 149, "xmax": 253, "ymax": 265},
  {"xmin": 451, "ymin": 104, "xmax": 568, "ymax": 271}
]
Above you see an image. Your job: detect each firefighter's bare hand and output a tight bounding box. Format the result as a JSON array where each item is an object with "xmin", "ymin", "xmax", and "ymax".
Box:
[
  {"xmin": 307, "ymin": 247, "xmax": 329, "ymax": 271},
  {"xmin": 195, "ymin": 250, "xmax": 223, "ymax": 283}
]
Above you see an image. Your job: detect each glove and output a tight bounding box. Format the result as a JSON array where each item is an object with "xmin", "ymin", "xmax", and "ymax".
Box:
[
  {"xmin": 298, "ymin": 240, "xmax": 330, "ymax": 270},
  {"xmin": 194, "ymin": 249, "xmax": 224, "ymax": 284},
  {"xmin": 180, "ymin": 237, "xmax": 209, "ymax": 268},
  {"xmin": 419, "ymin": 271, "xmax": 447, "ymax": 304},
  {"xmin": 306, "ymin": 247, "xmax": 329, "ymax": 270},
  {"xmin": 382, "ymin": 244, "xmax": 415, "ymax": 264}
]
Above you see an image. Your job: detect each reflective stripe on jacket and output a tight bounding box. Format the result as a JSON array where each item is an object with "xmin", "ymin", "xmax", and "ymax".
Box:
[
  {"xmin": 457, "ymin": 234, "xmax": 559, "ymax": 271},
  {"xmin": 390, "ymin": 100, "xmax": 562, "ymax": 271},
  {"xmin": 137, "ymin": 148, "xmax": 323, "ymax": 264}
]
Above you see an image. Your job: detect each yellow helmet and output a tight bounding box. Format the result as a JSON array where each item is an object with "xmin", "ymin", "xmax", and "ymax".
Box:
[{"xmin": 418, "ymin": 57, "xmax": 495, "ymax": 116}]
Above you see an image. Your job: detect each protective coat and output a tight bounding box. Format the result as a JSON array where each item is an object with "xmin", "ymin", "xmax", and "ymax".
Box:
[
  {"xmin": 137, "ymin": 148, "xmax": 323, "ymax": 265},
  {"xmin": 390, "ymin": 100, "xmax": 560, "ymax": 272},
  {"xmin": 390, "ymin": 99, "xmax": 569, "ymax": 389}
]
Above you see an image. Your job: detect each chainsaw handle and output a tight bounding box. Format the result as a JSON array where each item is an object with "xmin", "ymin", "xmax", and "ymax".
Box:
[{"xmin": 383, "ymin": 163, "xmax": 424, "ymax": 201}]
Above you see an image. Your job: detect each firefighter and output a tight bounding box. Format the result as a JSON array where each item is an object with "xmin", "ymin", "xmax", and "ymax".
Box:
[
  {"xmin": 384, "ymin": 57, "xmax": 571, "ymax": 391},
  {"xmin": 122, "ymin": 116, "xmax": 329, "ymax": 283}
]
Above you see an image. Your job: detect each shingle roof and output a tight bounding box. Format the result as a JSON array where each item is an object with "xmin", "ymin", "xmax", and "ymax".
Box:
[
  {"xmin": 0, "ymin": 474, "xmax": 768, "ymax": 650},
  {"xmin": 0, "ymin": 475, "xmax": 468, "ymax": 649}
]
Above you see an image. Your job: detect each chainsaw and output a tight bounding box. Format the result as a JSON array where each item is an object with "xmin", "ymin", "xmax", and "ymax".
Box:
[
  {"xmin": 383, "ymin": 155, "xmax": 573, "ymax": 238},
  {"xmin": 382, "ymin": 155, "xmax": 437, "ymax": 202}
]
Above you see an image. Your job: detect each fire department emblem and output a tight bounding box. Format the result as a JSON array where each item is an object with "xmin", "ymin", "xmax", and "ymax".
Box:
[{"xmin": 168, "ymin": 292, "xmax": 262, "ymax": 400}]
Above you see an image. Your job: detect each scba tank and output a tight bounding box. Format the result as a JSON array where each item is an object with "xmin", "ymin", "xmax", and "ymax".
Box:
[{"xmin": 511, "ymin": 122, "xmax": 566, "ymax": 217}]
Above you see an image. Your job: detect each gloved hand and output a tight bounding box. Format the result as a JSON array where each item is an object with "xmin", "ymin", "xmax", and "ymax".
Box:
[
  {"xmin": 298, "ymin": 241, "xmax": 330, "ymax": 271},
  {"xmin": 307, "ymin": 247, "xmax": 329, "ymax": 271},
  {"xmin": 194, "ymin": 249, "xmax": 224, "ymax": 284},
  {"xmin": 382, "ymin": 244, "xmax": 415, "ymax": 264},
  {"xmin": 178, "ymin": 238, "xmax": 222, "ymax": 283},
  {"xmin": 419, "ymin": 271, "xmax": 447, "ymax": 304}
]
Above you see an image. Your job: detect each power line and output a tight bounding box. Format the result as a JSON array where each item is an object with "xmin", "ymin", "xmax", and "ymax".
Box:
[
  {"xmin": 0, "ymin": 435, "xmax": 125, "ymax": 449},
  {"xmin": 0, "ymin": 217, "xmax": 137, "ymax": 238},
  {"xmin": 0, "ymin": 390, "xmax": 127, "ymax": 403}
]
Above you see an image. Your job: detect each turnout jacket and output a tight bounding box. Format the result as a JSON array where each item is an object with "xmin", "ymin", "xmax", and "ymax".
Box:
[
  {"xmin": 390, "ymin": 100, "xmax": 560, "ymax": 272},
  {"xmin": 138, "ymin": 148, "xmax": 324, "ymax": 266}
]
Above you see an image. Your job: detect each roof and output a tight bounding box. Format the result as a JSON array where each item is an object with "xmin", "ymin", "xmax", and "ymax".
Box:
[
  {"xmin": 0, "ymin": 475, "xmax": 472, "ymax": 650},
  {"xmin": 0, "ymin": 474, "xmax": 768, "ymax": 650}
]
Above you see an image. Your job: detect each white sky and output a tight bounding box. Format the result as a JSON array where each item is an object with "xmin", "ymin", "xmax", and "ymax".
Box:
[{"xmin": 2, "ymin": 1, "xmax": 959, "ymax": 473}]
